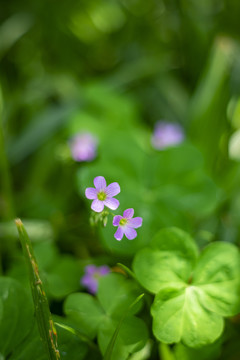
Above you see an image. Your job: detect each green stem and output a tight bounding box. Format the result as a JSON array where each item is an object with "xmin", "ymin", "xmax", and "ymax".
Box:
[
  {"xmin": 159, "ymin": 343, "xmax": 176, "ymax": 360},
  {"xmin": 15, "ymin": 219, "xmax": 60, "ymax": 360}
]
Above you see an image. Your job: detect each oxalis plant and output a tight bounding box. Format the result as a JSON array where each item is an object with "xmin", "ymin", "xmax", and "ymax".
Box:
[{"xmin": 6, "ymin": 173, "xmax": 240, "ymax": 360}]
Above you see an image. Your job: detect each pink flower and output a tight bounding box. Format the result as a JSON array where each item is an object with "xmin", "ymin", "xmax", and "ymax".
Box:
[
  {"xmin": 113, "ymin": 208, "xmax": 142, "ymax": 241},
  {"xmin": 69, "ymin": 133, "xmax": 98, "ymax": 162},
  {"xmin": 151, "ymin": 121, "xmax": 184, "ymax": 150},
  {"xmin": 81, "ymin": 265, "xmax": 110, "ymax": 294},
  {"xmin": 85, "ymin": 176, "xmax": 120, "ymax": 213}
]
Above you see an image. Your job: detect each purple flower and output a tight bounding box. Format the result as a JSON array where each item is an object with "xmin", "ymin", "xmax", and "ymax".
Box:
[
  {"xmin": 81, "ymin": 265, "xmax": 110, "ymax": 294},
  {"xmin": 151, "ymin": 121, "xmax": 184, "ymax": 150},
  {"xmin": 69, "ymin": 132, "xmax": 98, "ymax": 162},
  {"xmin": 113, "ymin": 208, "xmax": 142, "ymax": 241},
  {"xmin": 85, "ymin": 176, "xmax": 120, "ymax": 213}
]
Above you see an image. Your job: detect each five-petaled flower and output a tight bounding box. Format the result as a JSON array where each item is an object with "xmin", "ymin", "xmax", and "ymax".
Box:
[
  {"xmin": 113, "ymin": 208, "xmax": 142, "ymax": 241},
  {"xmin": 81, "ymin": 265, "xmax": 110, "ymax": 294},
  {"xmin": 69, "ymin": 132, "xmax": 98, "ymax": 162},
  {"xmin": 85, "ymin": 176, "xmax": 120, "ymax": 213},
  {"xmin": 151, "ymin": 121, "xmax": 184, "ymax": 150}
]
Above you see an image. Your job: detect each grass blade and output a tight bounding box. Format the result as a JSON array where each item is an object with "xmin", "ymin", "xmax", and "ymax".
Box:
[{"xmin": 15, "ymin": 218, "xmax": 60, "ymax": 360}]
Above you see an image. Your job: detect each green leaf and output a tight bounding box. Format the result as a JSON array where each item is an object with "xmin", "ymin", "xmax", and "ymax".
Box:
[
  {"xmin": 64, "ymin": 293, "xmax": 104, "ymax": 339},
  {"xmin": 9, "ymin": 322, "xmax": 48, "ymax": 360},
  {"xmin": 64, "ymin": 275, "xmax": 148, "ymax": 360},
  {"xmin": 53, "ymin": 317, "xmax": 90, "ymax": 360},
  {"xmin": 46, "ymin": 256, "xmax": 81, "ymax": 299},
  {"xmin": 151, "ymin": 228, "xmax": 198, "ymax": 262},
  {"xmin": 133, "ymin": 249, "xmax": 188, "ymax": 293},
  {"xmin": 151, "ymin": 286, "xmax": 224, "ymax": 348},
  {"xmin": 97, "ymin": 273, "xmax": 143, "ymax": 317},
  {"xmin": 0, "ymin": 277, "xmax": 33, "ymax": 358},
  {"xmin": 133, "ymin": 228, "xmax": 240, "ymax": 347},
  {"xmin": 192, "ymin": 242, "xmax": 240, "ymax": 316},
  {"xmin": 99, "ymin": 316, "xmax": 148, "ymax": 360},
  {"xmin": 133, "ymin": 228, "xmax": 198, "ymax": 293},
  {"xmin": 103, "ymin": 293, "xmax": 145, "ymax": 360},
  {"xmin": 55, "ymin": 321, "xmax": 98, "ymax": 352}
]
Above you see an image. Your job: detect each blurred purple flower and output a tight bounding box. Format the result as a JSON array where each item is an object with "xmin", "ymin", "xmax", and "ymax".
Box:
[
  {"xmin": 85, "ymin": 176, "xmax": 120, "ymax": 213},
  {"xmin": 69, "ymin": 133, "xmax": 98, "ymax": 162},
  {"xmin": 113, "ymin": 208, "xmax": 142, "ymax": 241},
  {"xmin": 81, "ymin": 265, "xmax": 110, "ymax": 294},
  {"xmin": 151, "ymin": 121, "xmax": 184, "ymax": 150}
]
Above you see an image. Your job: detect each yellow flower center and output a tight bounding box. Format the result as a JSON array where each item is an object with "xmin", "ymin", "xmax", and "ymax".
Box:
[
  {"xmin": 119, "ymin": 218, "xmax": 128, "ymax": 226},
  {"xmin": 97, "ymin": 191, "xmax": 107, "ymax": 201},
  {"xmin": 93, "ymin": 273, "xmax": 101, "ymax": 280}
]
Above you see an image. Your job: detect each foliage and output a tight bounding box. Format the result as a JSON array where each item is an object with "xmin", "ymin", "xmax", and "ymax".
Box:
[{"xmin": 1, "ymin": 0, "xmax": 240, "ymax": 359}]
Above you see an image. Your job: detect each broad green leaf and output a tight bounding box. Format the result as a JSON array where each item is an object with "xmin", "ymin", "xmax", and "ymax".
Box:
[
  {"xmin": 55, "ymin": 321, "xmax": 98, "ymax": 352},
  {"xmin": 97, "ymin": 273, "xmax": 143, "ymax": 317},
  {"xmin": 53, "ymin": 317, "xmax": 89, "ymax": 360},
  {"xmin": 46, "ymin": 256, "xmax": 81, "ymax": 299},
  {"xmin": 99, "ymin": 316, "xmax": 148, "ymax": 360},
  {"xmin": 103, "ymin": 293, "xmax": 145, "ymax": 360},
  {"xmin": 134, "ymin": 228, "xmax": 240, "ymax": 347},
  {"xmin": 151, "ymin": 228, "xmax": 198, "ymax": 263},
  {"xmin": 0, "ymin": 277, "xmax": 33, "ymax": 357},
  {"xmin": 64, "ymin": 275, "xmax": 147, "ymax": 360},
  {"xmin": 192, "ymin": 242, "xmax": 240, "ymax": 316},
  {"xmin": 9, "ymin": 323, "xmax": 47, "ymax": 360},
  {"xmin": 133, "ymin": 228, "xmax": 198, "ymax": 293},
  {"xmin": 133, "ymin": 249, "xmax": 188, "ymax": 293},
  {"xmin": 151, "ymin": 286, "xmax": 224, "ymax": 348},
  {"xmin": 64, "ymin": 293, "xmax": 104, "ymax": 338}
]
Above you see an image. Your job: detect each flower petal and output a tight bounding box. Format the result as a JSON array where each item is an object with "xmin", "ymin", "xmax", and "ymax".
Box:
[
  {"xmin": 124, "ymin": 226, "xmax": 137, "ymax": 240},
  {"xmin": 81, "ymin": 274, "xmax": 98, "ymax": 293},
  {"xmin": 128, "ymin": 217, "xmax": 143, "ymax": 229},
  {"xmin": 85, "ymin": 187, "xmax": 97, "ymax": 200},
  {"xmin": 99, "ymin": 265, "xmax": 110, "ymax": 276},
  {"xmin": 85, "ymin": 265, "xmax": 97, "ymax": 274},
  {"xmin": 123, "ymin": 208, "xmax": 134, "ymax": 219},
  {"xmin": 114, "ymin": 227, "xmax": 124, "ymax": 241},
  {"xmin": 94, "ymin": 176, "xmax": 106, "ymax": 190},
  {"xmin": 91, "ymin": 199, "xmax": 104, "ymax": 212},
  {"xmin": 104, "ymin": 197, "xmax": 119, "ymax": 210},
  {"xmin": 113, "ymin": 215, "xmax": 122, "ymax": 227},
  {"xmin": 105, "ymin": 182, "xmax": 120, "ymax": 197}
]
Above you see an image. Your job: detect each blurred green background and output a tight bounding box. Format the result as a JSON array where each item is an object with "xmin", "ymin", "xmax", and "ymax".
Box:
[
  {"xmin": 1, "ymin": 0, "xmax": 240, "ymax": 264},
  {"xmin": 1, "ymin": 1, "xmax": 240, "ymax": 359}
]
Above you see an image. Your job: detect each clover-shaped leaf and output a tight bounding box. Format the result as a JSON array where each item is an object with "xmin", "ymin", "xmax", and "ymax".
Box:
[
  {"xmin": 64, "ymin": 293, "xmax": 104, "ymax": 339},
  {"xmin": 64, "ymin": 273, "xmax": 148, "ymax": 359},
  {"xmin": 99, "ymin": 315, "xmax": 148, "ymax": 360},
  {"xmin": 133, "ymin": 228, "xmax": 198, "ymax": 293},
  {"xmin": 133, "ymin": 228, "xmax": 240, "ymax": 348}
]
